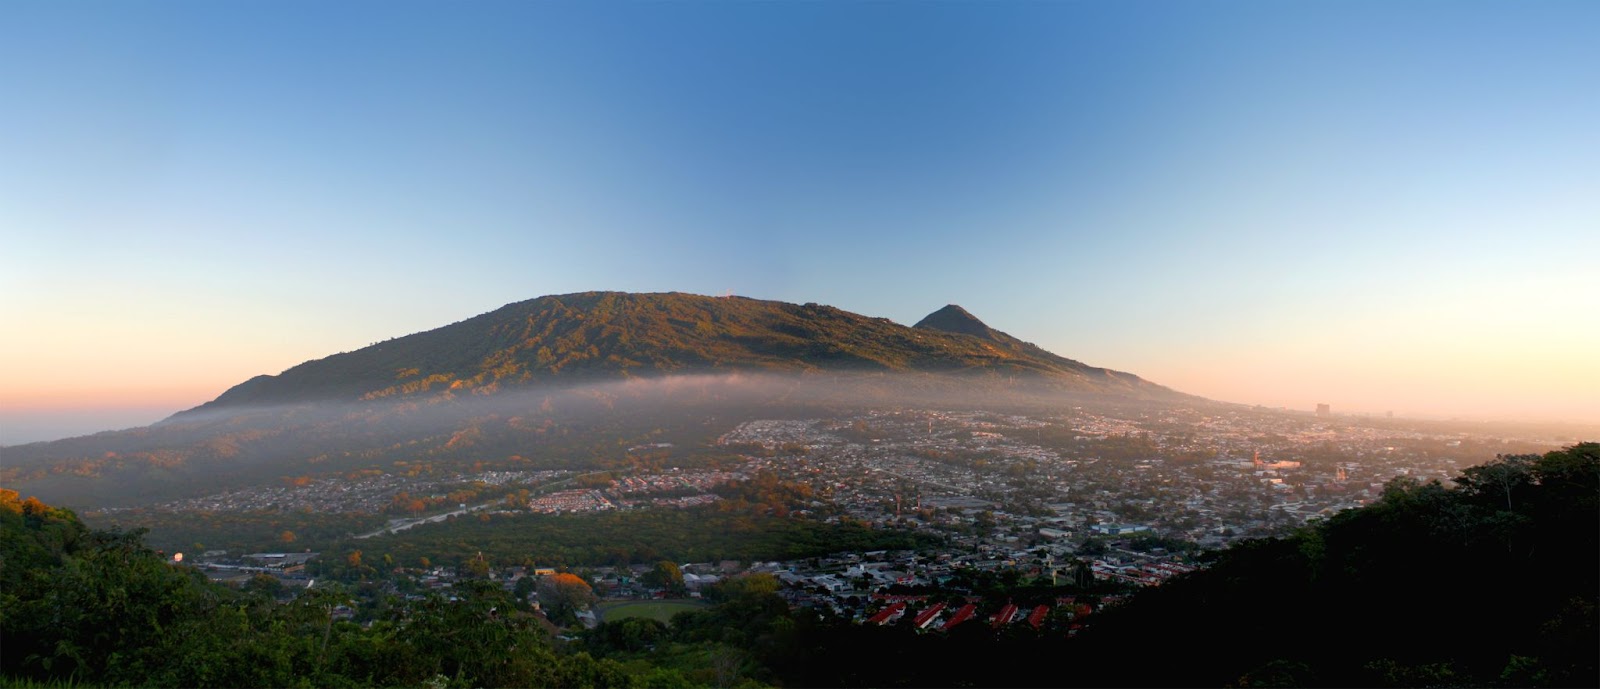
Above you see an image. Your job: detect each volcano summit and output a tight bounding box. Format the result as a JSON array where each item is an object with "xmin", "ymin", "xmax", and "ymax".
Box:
[{"xmin": 185, "ymin": 291, "xmax": 1178, "ymax": 414}]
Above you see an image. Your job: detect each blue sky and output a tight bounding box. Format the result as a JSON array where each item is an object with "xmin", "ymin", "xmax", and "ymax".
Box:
[{"xmin": 3, "ymin": 1, "xmax": 1597, "ymax": 442}]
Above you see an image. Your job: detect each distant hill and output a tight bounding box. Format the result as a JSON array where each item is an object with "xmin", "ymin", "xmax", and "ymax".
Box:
[{"xmin": 182, "ymin": 291, "xmax": 1179, "ymax": 415}]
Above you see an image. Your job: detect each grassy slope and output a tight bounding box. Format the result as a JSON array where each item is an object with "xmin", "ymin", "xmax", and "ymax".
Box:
[{"xmin": 597, "ymin": 600, "xmax": 708, "ymax": 623}]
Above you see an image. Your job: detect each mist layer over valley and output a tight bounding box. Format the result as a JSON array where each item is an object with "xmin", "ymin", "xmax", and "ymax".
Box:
[{"xmin": 5, "ymin": 371, "xmax": 1170, "ymax": 509}]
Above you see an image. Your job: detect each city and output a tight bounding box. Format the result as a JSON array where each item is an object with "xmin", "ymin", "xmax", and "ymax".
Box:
[{"xmin": 171, "ymin": 402, "xmax": 1560, "ymax": 634}]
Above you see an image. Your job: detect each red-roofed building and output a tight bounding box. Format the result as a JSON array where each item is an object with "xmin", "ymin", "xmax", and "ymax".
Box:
[
  {"xmin": 867, "ymin": 601, "xmax": 906, "ymax": 625},
  {"xmin": 912, "ymin": 602, "xmax": 947, "ymax": 629},
  {"xmin": 991, "ymin": 603, "xmax": 1018, "ymax": 629},
  {"xmin": 941, "ymin": 603, "xmax": 977, "ymax": 631},
  {"xmin": 1026, "ymin": 605, "xmax": 1049, "ymax": 630}
]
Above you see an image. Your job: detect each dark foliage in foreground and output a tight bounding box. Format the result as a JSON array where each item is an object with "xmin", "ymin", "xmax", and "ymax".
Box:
[
  {"xmin": 0, "ymin": 490, "xmax": 628, "ymax": 688},
  {"xmin": 1068, "ymin": 442, "xmax": 1597, "ymax": 687}
]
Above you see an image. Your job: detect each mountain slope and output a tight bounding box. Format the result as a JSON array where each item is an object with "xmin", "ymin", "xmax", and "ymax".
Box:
[
  {"xmin": 1, "ymin": 292, "xmax": 1188, "ymax": 508},
  {"xmin": 186, "ymin": 292, "xmax": 1178, "ymax": 414}
]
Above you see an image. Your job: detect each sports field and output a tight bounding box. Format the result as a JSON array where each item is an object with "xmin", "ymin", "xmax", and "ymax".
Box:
[{"xmin": 595, "ymin": 599, "xmax": 707, "ymax": 623}]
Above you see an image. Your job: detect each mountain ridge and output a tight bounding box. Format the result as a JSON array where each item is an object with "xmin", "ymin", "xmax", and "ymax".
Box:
[{"xmin": 181, "ymin": 291, "xmax": 1182, "ymax": 416}]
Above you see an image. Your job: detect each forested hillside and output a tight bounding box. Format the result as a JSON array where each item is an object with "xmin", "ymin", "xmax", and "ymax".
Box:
[{"xmin": 185, "ymin": 291, "xmax": 1171, "ymax": 412}]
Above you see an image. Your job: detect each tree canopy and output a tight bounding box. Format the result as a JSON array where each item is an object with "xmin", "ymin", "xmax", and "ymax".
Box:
[{"xmin": 0, "ymin": 489, "xmax": 629, "ymax": 688}]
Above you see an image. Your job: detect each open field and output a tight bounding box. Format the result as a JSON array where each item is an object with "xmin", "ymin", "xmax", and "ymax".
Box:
[{"xmin": 595, "ymin": 599, "xmax": 707, "ymax": 623}]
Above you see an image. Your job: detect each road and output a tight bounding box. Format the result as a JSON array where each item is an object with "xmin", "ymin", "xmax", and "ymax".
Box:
[{"xmin": 353, "ymin": 470, "xmax": 616, "ymax": 539}]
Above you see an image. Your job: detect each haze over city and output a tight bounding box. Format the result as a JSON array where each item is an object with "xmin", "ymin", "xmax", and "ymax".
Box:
[{"xmin": 3, "ymin": 1, "xmax": 1597, "ymax": 444}]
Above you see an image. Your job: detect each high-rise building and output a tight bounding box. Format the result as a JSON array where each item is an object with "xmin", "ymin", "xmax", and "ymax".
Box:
[{"xmin": 1315, "ymin": 403, "xmax": 1331, "ymax": 417}]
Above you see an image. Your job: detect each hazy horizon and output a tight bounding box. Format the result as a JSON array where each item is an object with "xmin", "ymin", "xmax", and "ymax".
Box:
[
  {"xmin": 2, "ymin": 297, "xmax": 1595, "ymax": 447},
  {"xmin": 4, "ymin": 2, "xmax": 1597, "ymax": 443}
]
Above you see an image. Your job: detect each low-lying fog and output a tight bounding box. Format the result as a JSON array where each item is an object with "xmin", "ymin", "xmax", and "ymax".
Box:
[{"xmin": 2, "ymin": 371, "xmax": 1160, "ymax": 506}]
